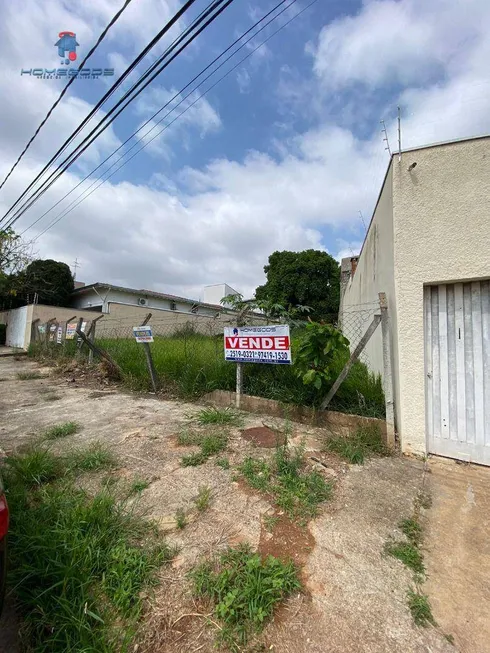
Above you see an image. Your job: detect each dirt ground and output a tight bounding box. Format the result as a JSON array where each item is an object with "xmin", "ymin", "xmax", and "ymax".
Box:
[{"xmin": 0, "ymin": 354, "xmax": 486, "ymax": 652}]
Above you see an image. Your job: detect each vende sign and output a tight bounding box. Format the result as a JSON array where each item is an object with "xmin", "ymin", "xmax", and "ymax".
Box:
[{"xmin": 224, "ymin": 325, "xmax": 291, "ymax": 365}]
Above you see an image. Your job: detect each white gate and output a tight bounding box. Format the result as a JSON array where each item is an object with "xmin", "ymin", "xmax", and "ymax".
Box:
[{"xmin": 424, "ymin": 281, "xmax": 490, "ymax": 465}]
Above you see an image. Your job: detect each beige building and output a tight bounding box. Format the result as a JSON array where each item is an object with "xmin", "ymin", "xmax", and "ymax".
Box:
[{"xmin": 340, "ymin": 135, "xmax": 490, "ymax": 465}]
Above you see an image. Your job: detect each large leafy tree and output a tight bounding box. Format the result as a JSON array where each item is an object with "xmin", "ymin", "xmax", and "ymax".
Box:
[
  {"xmin": 21, "ymin": 259, "xmax": 74, "ymax": 306},
  {"xmin": 255, "ymin": 250, "xmax": 340, "ymax": 320},
  {"xmin": 0, "ymin": 228, "xmax": 33, "ymax": 307}
]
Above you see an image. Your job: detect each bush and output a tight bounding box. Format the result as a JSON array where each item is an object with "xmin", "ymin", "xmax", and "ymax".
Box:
[{"xmin": 190, "ymin": 544, "xmax": 300, "ymax": 648}]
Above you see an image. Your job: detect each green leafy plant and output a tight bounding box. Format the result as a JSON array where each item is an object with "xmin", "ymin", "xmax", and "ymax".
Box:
[
  {"xmin": 129, "ymin": 479, "xmax": 149, "ymax": 495},
  {"xmin": 239, "ymin": 443, "xmax": 331, "ymax": 520},
  {"xmin": 399, "ymin": 518, "xmax": 422, "ymax": 546},
  {"xmin": 190, "ymin": 543, "xmax": 300, "ymax": 649},
  {"xmin": 194, "ymin": 485, "xmax": 211, "ymax": 512},
  {"xmin": 385, "ymin": 541, "xmax": 425, "ymax": 575},
  {"xmin": 324, "ymin": 424, "xmax": 388, "ymax": 464},
  {"xmin": 42, "ymin": 421, "xmax": 79, "ymax": 440},
  {"xmin": 180, "ymin": 433, "xmax": 228, "ymax": 467},
  {"xmin": 294, "ymin": 321, "xmax": 349, "ymax": 391},
  {"xmin": 175, "ymin": 508, "xmax": 187, "ymax": 529},
  {"xmin": 215, "ymin": 457, "xmax": 230, "ymax": 470},
  {"xmin": 407, "ymin": 589, "xmax": 436, "ymax": 627},
  {"xmin": 263, "ymin": 514, "xmax": 279, "ymax": 531},
  {"xmin": 4, "ymin": 448, "xmax": 63, "ymax": 486}
]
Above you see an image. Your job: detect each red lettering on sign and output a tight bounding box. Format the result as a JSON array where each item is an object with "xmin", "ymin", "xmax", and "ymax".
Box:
[{"xmin": 225, "ymin": 336, "xmax": 290, "ymax": 350}]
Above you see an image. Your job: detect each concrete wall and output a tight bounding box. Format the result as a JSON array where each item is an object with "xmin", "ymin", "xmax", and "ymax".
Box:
[
  {"xmin": 340, "ymin": 164, "xmax": 400, "ymax": 424},
  {"xmin": 392, "ymin": 136, "xmax": 490, "ymax": 455},
  {"xmin": 203, "ymin": 283, "xmax": 239, "ymax": 306},
  {"xmin": 32, "ymin": 305, "xmax": 101, "ymax": 326}
]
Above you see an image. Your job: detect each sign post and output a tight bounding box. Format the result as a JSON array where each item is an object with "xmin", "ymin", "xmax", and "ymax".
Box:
[
  {"xmin": 224, "ymin": 325, "xmax": 292, "ymax": 406},
  {"xmin": 133, "ymin": 316, "xmax": 159, "ymax": 393}
]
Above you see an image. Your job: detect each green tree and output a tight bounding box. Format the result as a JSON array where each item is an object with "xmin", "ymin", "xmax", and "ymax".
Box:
[
  {"xmin": 255, "ymin": 250, "xmax": 340, "ymax": 321},
  {"xmin": 21, "ymin": 259, "xmax": 74, "ymax": 306},
  {"xmin": 0, "ymin": 228, "xmax": 33, "ymax": 308}
]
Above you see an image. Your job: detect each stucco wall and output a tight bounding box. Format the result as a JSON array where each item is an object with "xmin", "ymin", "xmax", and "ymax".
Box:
[
  {"xmin": 393, "ymin": 136, "xmax": 490, "ymax": 455},
  {"xmin": 32, "ymin": 305, "xmax": 102, "ymax": 325},
  {"xmin": 340, "ymin": 164, "xmax": 400, "ymax": 423}
]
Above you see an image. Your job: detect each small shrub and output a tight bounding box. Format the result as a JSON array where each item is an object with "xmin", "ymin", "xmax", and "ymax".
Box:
[
  {"xmin": 17, "ymin": 371, "xmax": 45, "ymax": 380},
  {"xmin": 385, "ymin": 541, "xmax": 425, "ymax": 575},
  {"xmin": 43, "ymin": 421, "xmax": 79, "ymax": 440},
  {"xmin": 324, "ymin": 424, "xmax": 388, "ymax": 464},
  {"xmin": 407, "ymin": 589, "xmax": 436, "ymax": 627},
  {"xmin": 215, "ymin": 457, "xmax": 230, "ymax": 470},
  {"xmin": 195, "ymin": 407, "xmax": 242, "ymax": 426},
  {"xmin": 263, "ymin": 514, "xmax": 279, "ymax": 531},
  {"xmin": 130, "ymin": 479, "xmax": 149, "ymax": 495},
  {"xmin": 180, "ymin": 433, "xmax": 227, "ymax": 467},
  {"xmin": 194, "ymin": 485, "xmax": 211, "ymax": 512},
  {"xmin": 175, "ymin": 508, "xmax": 187, "ymax": 529},
  {"xmin": 67, "ymin": 443, "xmax": 117, "ymax": 472},
  {"xmin": 190, "ymin": 543, "xmax": 300, "ymax": 648}
]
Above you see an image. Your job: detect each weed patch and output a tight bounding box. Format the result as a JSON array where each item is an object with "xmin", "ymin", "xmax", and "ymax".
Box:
[
  {"xmin": 239, "ymin": 444, "xmax": 331, "ymax": 520},
  {"xmin": 175, "ymin": 508, "xmax": 187, "ymax": 529},
  {"xmin": 191, "ymin": 544, "xmax": 300, "ymax": 649},
  {"xmin": 399, "ymin": 517, "xmax": 422, "ymax": 545},
  {"xmin": 215, "ymin": 457, "xmax": 230, "ymax": 470},
  {"xmin": 66, "ymin": 443, "xmax": 117, "ymax": 472},
  {"xmin": 179, "ymin": 432, "xmax": 228, "ymax": 467},
  {"xmin": 324, "ymin": 424, "xmax": 388, "ymax": 464},
  {"xmin": 407, "ymin": 589, "xmax": 436, "ymax": 627},
  {"xmin": 17, "ymin": 371, "xmax": 45, "ymax": 380},
  {"xmin": 43, "ymin": 393, "xmax": 61, "ymax": 402},
  {"xmin": 385, "ymin": 541, "xmax": 425, "ymax": 575},
  {"xmin": 42, "ymin": 421, "xmax": 79, "ymax": 440},
  {"xmin": 194, "ymin": 485, "xmax": 211, "ymax": 512},
  {"xmin": 2, "ymin": 449, "xmax": 172, "ymax": 652},
  {"xmin": 195, "ymin": 407, "xmax": 242, "ymax": 426},
  {"xmin": 130, "ymin": 479, "xmax": 150, "ymax": 495}
]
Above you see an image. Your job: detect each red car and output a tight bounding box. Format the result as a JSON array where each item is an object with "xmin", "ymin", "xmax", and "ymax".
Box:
[{"xmin": 0, "ymin": 473, "xmax": 8, "ymax": 615}]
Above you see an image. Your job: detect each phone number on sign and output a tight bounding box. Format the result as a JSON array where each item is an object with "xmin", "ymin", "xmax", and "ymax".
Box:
[{"xmin": 225, "ymin": 350, "xmax": 290, "ymax": 361}]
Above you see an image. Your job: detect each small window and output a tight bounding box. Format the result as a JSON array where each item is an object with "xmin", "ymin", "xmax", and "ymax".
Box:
[{"xmin": 170, "ymin": 301, "xmax": 177, "ymax": 311}]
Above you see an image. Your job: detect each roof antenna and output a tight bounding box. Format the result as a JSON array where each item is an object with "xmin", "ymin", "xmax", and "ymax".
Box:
[
  {"xmin": 72, "ymin": 257, "xmax": 80, "ymax": 280},
  {"xmin": 380, "ymin": 119, "xmax": 392, "ymax": 156},
  {"xmin": 397, "ymin": 106, "xmax": 402, "ymax": 162},
  {"xmin": 358, "ymin": 210, "xmax": 367, "ymax": 232}
]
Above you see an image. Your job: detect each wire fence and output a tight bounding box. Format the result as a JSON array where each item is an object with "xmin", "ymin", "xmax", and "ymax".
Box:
[{"xmin": 28, "ymin": 302, "xmax": 386, "ymax": 419}]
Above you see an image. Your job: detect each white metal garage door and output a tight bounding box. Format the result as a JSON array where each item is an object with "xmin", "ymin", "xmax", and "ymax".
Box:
[{"xmin": 424, "ymin": 281, "xmax": 490, "ymax": 465}]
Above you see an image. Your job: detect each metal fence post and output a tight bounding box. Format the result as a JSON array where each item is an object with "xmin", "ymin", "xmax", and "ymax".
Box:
[{"xmin": 378, "ymin": 293, "xmax": 395, "ymax": 449}]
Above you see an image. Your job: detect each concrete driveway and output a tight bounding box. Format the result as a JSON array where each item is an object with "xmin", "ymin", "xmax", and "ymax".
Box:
[{"xmin": 424, "ymin": 458, "xmax": 490, "ymax": 653}]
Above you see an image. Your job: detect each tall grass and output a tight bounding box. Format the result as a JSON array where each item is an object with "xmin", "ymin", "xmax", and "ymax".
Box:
[
  {"xmin": 3, "ymin": 447, "xmax": 171, "ymax": 652},
  {"xmin": 30, "ymin": 332, "xmax": 385, "ymax": 418}
]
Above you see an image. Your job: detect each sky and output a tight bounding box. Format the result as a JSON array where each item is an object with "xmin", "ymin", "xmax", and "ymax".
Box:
[{"xmin": 0, "ymin": 0, "xmax": 489, "ymax": 300}]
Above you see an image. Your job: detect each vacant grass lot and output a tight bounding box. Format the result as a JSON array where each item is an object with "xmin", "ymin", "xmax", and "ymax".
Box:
[{"xmin": 33, "ymin": 332, "xmax": 384, "ymax": 418}]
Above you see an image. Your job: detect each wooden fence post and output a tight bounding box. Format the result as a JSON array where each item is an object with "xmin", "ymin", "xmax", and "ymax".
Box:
[
  {"xmin": 45, "ymin": 318, "xmax": 56, "ymax": 346},
  {"xmin": 87, "ymin": 316, "xmax": 104, "ymax": 364},
  {"xmin": 31, "ymin": 319, "xmax": 40, "ymax": 343},
  {"xmin": 320, "ymin": 314, "xmax": 381, "ymax": 410},
  {"xmin": 75, "ymin": 327, "xmax": 123, "ymax": 378},
  {"xmin": 236, "ymin": 363, "xmax": 243, "ymax": 409},
  {"xmin": 379, "ymin": 293, "xmax": 395, "ymax": 449}
]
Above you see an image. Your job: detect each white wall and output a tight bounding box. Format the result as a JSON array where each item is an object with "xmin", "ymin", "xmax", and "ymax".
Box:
[
  {"xmin": 393, "ymin": 136, "xmax": 490, "ymax": 456},
  {"xmin": 203, "ymin": 283, "xmax": 239, "ymax": 307},
  {"xmin": 340, "ymin": 164, "xmax": 400, "ymax": 425},
  {"xmin": 5, "ymin": 305, "xmax": 33, "ymax": 349}
]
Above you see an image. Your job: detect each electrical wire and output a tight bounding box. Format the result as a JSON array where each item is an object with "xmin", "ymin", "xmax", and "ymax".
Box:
[
  {"xmin": 2, "ymin": 0, "xmax": 233, "ymax": 232},
  {"xmin": 20, "ymin": 0, "xmax": 292, "ymax": 236},
  {"xmin": 0, "ymin": 0, "xmax": 134, "ymax": 192},
  {"xmin": 32, "ymin": 0, "xmax": 318, "ymax": 240},
  {"xmin": 0, "ymin": 0, "xmax": 200, "ymax": 226}
]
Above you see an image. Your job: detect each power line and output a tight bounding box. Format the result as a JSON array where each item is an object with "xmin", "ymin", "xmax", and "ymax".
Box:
[
  {"xmin": 0, "ymin": 0, "xmax": 133, "ymax": 192},
  {"xmin": 20, "ymin": 0, "xmax": 292, "ymax": 236},
  {"xmin": 32, "ymin": 0, "xmax": 318, "ymax": 241},
  {"xmin": 0, "ymin": 0, "xmax": 201, "ymax": 227},
  {"xmin": 3, "ymin": 0, "xmax": 235, "ymax": 231}
]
